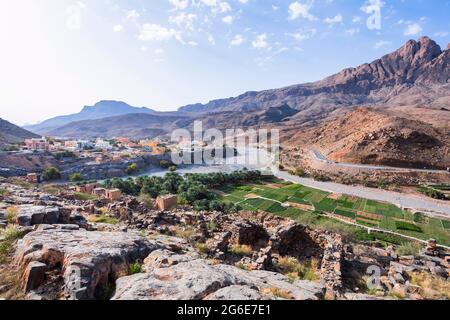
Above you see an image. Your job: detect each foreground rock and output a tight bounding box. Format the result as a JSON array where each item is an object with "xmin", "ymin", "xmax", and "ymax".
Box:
[
  {"xmin": 16, "ymin": 205, "xmax": 70, "ymax": 226},
  {"xmin": 15, "ymin": 225, "xmax": 160, "ymax": 299},
  {"xmin": 112, "ymin": 249, "xmax": 324, "ymax": 300}
]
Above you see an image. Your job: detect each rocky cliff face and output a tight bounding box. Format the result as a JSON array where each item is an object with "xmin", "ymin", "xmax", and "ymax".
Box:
[
  {"xmin": 0, "ymin": 118, "xmax": 39, "ymax": 147},
  {"xmin": 179, "ymin": 37, "xmax": 449, "ymax": 115}
]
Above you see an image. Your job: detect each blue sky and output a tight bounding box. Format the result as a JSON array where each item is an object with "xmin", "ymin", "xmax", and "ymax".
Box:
[{"xmin": 0, "ymin": 0, "xmax": 449, "ymax": 125}]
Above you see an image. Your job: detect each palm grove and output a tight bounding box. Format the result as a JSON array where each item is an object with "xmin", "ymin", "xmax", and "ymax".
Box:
[{"xmin": 103, "ymin": 170, "xmax": 269, "ymax": 213}]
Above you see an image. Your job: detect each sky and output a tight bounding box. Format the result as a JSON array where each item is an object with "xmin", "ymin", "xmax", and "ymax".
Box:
[{"xmin": 0, "ymin": 0, "xmax": 449, "ymax": 125}]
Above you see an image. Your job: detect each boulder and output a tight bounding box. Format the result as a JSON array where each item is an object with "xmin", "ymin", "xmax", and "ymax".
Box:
[
  {"xmin": 112, "ymin": 250, "xmax": 324, "ymax": 300},
  {"xmin": 21, "ymin": 261, "xmax": 47, "ymax": 292},
  {"xmin": 15, "ymin": 226, "xmax": 161, "ymax": 300},
  {"xmin": 16, "ymin": 205, "xmax": 64, "ymax": 226},
  {"xmin": 205, "ymin": 285, "xmax": 265, "ymax": 300}
]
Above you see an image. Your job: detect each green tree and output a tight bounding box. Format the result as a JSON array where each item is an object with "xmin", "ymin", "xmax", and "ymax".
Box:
[
  {"xmin": 42, "ymin": 167, "xmax": 61, "ymax": 181},
  {"xmin": 69, "ymin": 173, "xmax": 83, "ymax": 182},
  {"xmin": 126, "ymin": 163, "xmax": 139, "ymax": 175}
]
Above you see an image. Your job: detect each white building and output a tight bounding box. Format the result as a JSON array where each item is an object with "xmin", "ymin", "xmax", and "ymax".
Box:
[{"xmin": 95, "ymin": 139, "xmax": 112, "ymax": 150}]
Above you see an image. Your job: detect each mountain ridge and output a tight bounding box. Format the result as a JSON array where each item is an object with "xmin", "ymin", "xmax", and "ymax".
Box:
[
  {"xmin": 0, "ymin": 118, "xmax": 39, "ymax": 148},
  {"xmin": 26, "ymin": 37, "xmax": 450, "ymax": 142},
  {"xmin": 24, "ymin": 100, "xmax": 157, "ymax": 134}
]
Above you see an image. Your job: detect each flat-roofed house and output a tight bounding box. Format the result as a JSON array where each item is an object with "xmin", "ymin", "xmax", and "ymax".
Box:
[{"xmin": 156, "ymin": 195, "xmax": 178, "ymax": 211}]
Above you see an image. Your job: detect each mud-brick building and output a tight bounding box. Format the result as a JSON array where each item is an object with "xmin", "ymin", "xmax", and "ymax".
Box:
[{"xmin": 156, "ymin": 195, "xmax": 178, "ymax": 211}]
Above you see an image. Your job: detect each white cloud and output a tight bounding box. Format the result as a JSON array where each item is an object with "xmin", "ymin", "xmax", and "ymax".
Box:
[
  {"xmin": 404, "ymin": 23, "xmax": 422, "ymax": 36},
  {"xmin": 286, "ymin": 28, "xmax": 317, "ymax": 41},
  {"xmin": 188, "ymin": 41, "xmax": 198, "ymax": 46},
  {"xmin": 231, "ymin": 34, "xmax": 245, "ymax": 46},
  {"xmin": 66, "ymin": 1, "xmax": 86, "ymax": 31},
  {"xmin": 324, "ymin": 14, "xmax": 343, "ymax": 25},
  {"xmin": 288, "ymin": 1, "xmax": 317, "ymax": 21},
  {"xmin": 169, "ymin": 0, "xmax": 190, "ymax": 10},
  {"xmin": 219, "ymin": 2, "xmax": 232, "ymax": 13},
  {"xmin": 126, "ymin": 9, "xmax": 140, "ymax": 20},
  {"xmin": 252, "ymin": 33, "xmax": 269, "ymax": 49},
  {"xmin": 222, "ymin": 15, "xmax": 234, "ymax": 24},
  {"xmin": 352, "ymin": 16, "xmax": 361, "ymax": 23},
  {"xmin": 374, "ymin": 40, "xmax": 391, "ymax": 49},
  {"xmin": 169, "ymin": 12, "xmax": 198, "ymax": 30},
  {"xmin": 207, "ymin": 34, "xmax": 216, "ymax": 45},
  {"xmin": 138, "ymin": 24, "xmax": 179, "ymax": 41},
  {"xmin": 346, "ymin": 28, "xmax": 359, "ymax": 36},
  {"xmin": 113, "ymin": 25, "xmax": 123, "ymax": 33},
  {"xmin": 154, "ymin": 49, "xmax": 165, "ymax": 55},
  {"xmin": 198, "ymin": 0, "xmax": 218, "ymax": 7},
  {"xmin": 434, "ymin": 31, "xmax": 449, "ymax": 37}
]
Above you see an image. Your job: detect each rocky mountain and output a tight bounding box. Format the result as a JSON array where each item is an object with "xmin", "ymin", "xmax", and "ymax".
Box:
[
  {"xmin": 0, "ymin": 118, "xmax": 39, "ymax": 147},
  {"xmin": 45, "ymin": 112, "xmax": 193, "ymax": 139},
  {"xmin": 179, "ymin": 37, "xmax": 449, "ymax": 118},
  {"xmin": 285, "ymin": 107, "xmax": 450, "ymax": 169},
  {"xmin": 24, "ymin": 100, "xmax": 158, "ymax": 135},
  {"xmin": 31, "ymin": 37, "xmax": 449, "ymax": 150}
]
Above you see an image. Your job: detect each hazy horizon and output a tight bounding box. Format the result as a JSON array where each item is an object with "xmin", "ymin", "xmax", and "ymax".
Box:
[{"xmin": 1, "ymin": 0, "xmax": 449, "ymax": 126}]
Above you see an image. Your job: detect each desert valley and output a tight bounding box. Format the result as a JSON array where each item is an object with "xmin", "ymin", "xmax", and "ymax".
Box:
[{"xmin": 1, "ymin": 35, "xmax": 449, "ymax": 302}]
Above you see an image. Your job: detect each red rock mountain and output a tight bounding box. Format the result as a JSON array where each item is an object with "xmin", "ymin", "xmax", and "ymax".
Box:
[{"xmin": 179, "ymin": 37, "xmax": 449, "ymax": 119}]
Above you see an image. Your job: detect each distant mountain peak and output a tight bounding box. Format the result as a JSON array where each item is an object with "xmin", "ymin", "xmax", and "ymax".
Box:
[{"xmin": 25, "ymin": 100, "xmax": 155, "ymax": 134}]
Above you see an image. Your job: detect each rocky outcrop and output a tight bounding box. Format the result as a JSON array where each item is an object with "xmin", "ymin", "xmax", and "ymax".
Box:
[
  {"xmin": 112, "ymin": 249, "xmax": 325, "ymax": 300},
  {"xmin": 16, "ymin": 205, "xmax": 70, "ymax": 226},
  {"xmin": 15, "ymin": 226, "xmax": 160, "ymax": 299}
]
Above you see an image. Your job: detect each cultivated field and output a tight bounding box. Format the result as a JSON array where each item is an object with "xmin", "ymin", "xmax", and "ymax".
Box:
[{"xmin": 219, "ymin": 181, "xmax": 450, "ymax": 246}]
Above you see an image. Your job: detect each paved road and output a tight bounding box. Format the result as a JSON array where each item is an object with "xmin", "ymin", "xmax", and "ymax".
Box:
[
  {"xmin": 275, "ymin": 170, "xmax": 450, "ymax": 217},
  {"xmin": 138, "ymin": 148, "xmax": 450, "ymax": 217},
  {"xmin": 311, "ymin": 149, "xmax": 450, "ymax": 174}
]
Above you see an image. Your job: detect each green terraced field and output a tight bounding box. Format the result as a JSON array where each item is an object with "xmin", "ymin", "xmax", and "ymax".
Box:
[
  {"xmin": 216, "ymin": 181, "xmax": 450, "ymax": 246},
  {"xmin": 442, "ymin": 220, "xmax": 450, "ymax": 230},
  {"xmin": 334, "ymin": 208, "xmax": 356, "ymax": 219}
]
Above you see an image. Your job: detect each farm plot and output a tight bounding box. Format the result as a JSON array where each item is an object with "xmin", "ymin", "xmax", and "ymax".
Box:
[{"xmin": 217, "ymin": 181, "xmax": 450, "ymax": 246}]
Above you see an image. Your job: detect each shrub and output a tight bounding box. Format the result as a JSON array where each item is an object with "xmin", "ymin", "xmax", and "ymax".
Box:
[
  {"xmin": 126, "ymin": 163, "xmax": 139, "ymax": 175},
  {"xmin": 54, "ymin": 151, "xmax": 76, "ymax": 160},
  {"xmin": 207, "ymin": 221, "xmax": 217, "ymax": 232},
  {"xmin": 235, "ymin": 262, "xmax": 250, "ymax": 271},
  {"xmin": 128, "ymin": 263, "xmax": 143, "ymax": 275},
  {"xmin": 173, "ymin": 226, "xmax": 197, "ymax": 240},
  {"xmin": 42, "ymin": 167, "xmax": 61, "ymax": 181},
  {"xmin": 292, "ymin": 168, "xmax": 307, "ymax": 177},
  {"xmin": 74, "ymin": 192, "xmax": 97, "ymax": 201},
  {"xmin": 0, "ymin": 188, "xmax": 8, "ymax": 196},
  {"xmin": 6, "ymin": 206, "xmax": 18, "ymax": 224},
  {"xmin": 409, "ymin": 272, "xmax": 450, "ymax": 299},
  {"xmin": 169, "ymin": 165, "xmax": 177, "ymax": 172},
  {"xmin": 230, "ymin": 244, "xmax": 253, "ymax": 256},
  {"xmin": 137, "ymin": 193, "xmax": 153, "ymax": 209},
  {"xmin": 195, "ymin": 242, "xmax": 209, "ymax": 255},
  {"xmin": 275, "ymin": 257, "xmax": 320, "ymax": 281},
  {"xmin": 312, "ymin": 172, "xmax": 331, "ymax": 182},
  {"xmin": 396, "ymin": 242, "xmax": 422, "ymax": 256},
  {"xmin": 69, "ymin": 173, "xmax": 83, "ymax": 182},
  {"xmin": 263, "ymin": 288, "xmax": 294, "ymax": 300},
  {"xmin": 417, "ymin": 187, "xmax": 446, "ymax": 200},
  {"xmin": 159, "ymin": 160, "xmax": 170, "ymax": 169},
  {"xmin": 87, "ymin": 215, "xmax": 118, "ymax": 225},
  {"xmin": 0, "ymin": 227, "xmax": 25, "ymax": 264},
  {"xmin": 41, "ymin": 185, "xmax": 62, "ymax": 195}
]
